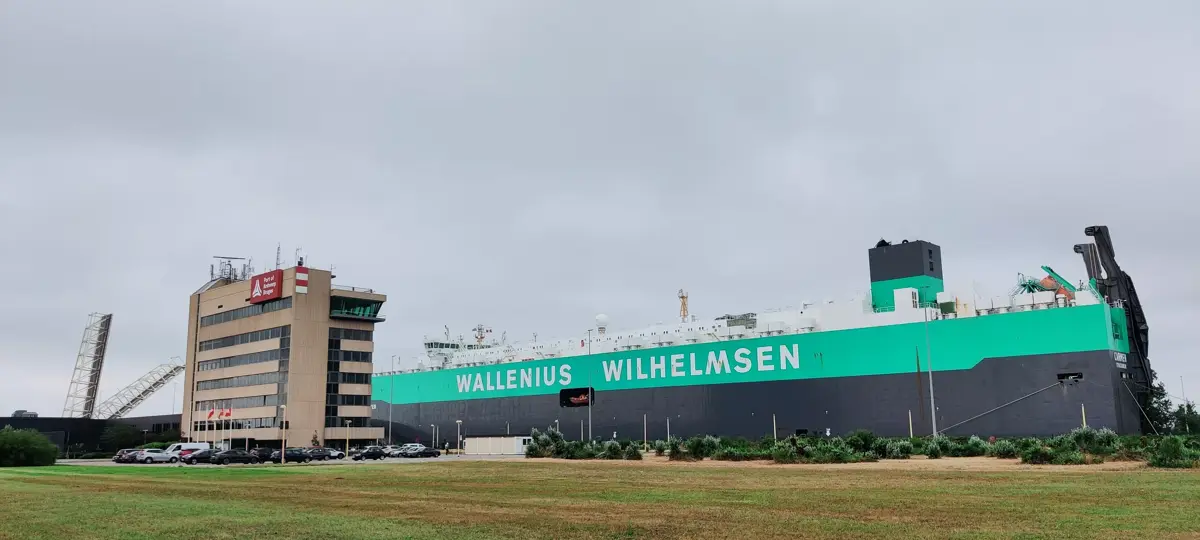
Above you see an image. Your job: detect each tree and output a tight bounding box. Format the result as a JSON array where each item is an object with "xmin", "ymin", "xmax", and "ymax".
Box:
[
  {"xmin": 1142, "ymin": 370, "xmax": 1176, "ymax": 434},
  {"xmin": 0, "ymin": 425, "xmax": 58, "ymax": 467},
  {"xmin": 99, "ymin": 424, "xmax": 139, "ymax": 451},
  {"xmin": 311, "ymin": 431, "xmax": 320, "ymax": 447},
  {"xmin": 1171, "ymin": 402, "xmax": 1199, "ymax": 435}
]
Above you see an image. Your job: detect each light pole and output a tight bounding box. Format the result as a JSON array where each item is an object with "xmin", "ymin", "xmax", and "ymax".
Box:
[
  {"xmin": 142, "ymin": 430, "xmax": 148, "ymax": 445},
  {"xmin": 456, "ymin": 419, "xmax": 462, "ymax": 453},
  {"xmin": 280, "ymin": 404, "xmax": 288, "ymax": 464},
  {"xmin": 430, "ymin": 424, "xmax": 436, "ymax": 448},
  {"xmin": 345, "ymin": 419, "xmax": 352, "ymax": 453},
  {"xmin": 389, "ymin": 354, "xmax": 396, "ymax": 445}
]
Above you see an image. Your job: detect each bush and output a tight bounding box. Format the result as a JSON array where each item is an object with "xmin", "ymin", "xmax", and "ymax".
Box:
[
  {"xmin": 989, "ymin": 439, "xmax": 1019, "ymax": 459},
  {"xmin": 870, "ymin": 437, "xmax": 891, "ymax": 458},
  {"xmin": 886, "ymin": 440, "xmax": 913, "ymax": 459},
  {"xmin": 0, "ymin": 425, "xmax": 58, "ymax": 467},
  {"xmin": 772, "ymin": 443, "xmax": 799, "ymax": 464},
  {"xmin": 1020, "ymin": 445, "xmax": 1055, "ymax": 465},
  {"xmin": 925, "ymin": 439, "xmax": 944, "ymax": 459},
  {"xmin": 623, "ymin": 444, "xmax": 643, "ymax": 460},
  {"xmin": 666, "ymin": 437, "xmax": 688, "ymax": 461},
  {"xmin": 1069, "ymin": 427, "xmax": 1117, "ymax": 456},
  {"xmin": 961, "ymin": 436, "xmax": 990, "ymax": 457},
  {"xmin": 1050, "ymin": 450, "xmax": 1088, "ymax": 465},
  {"xmin": 1149, "ymin": 436, "xmax": 1200, "ymax": 469},
  {"xmin": 600, "ymin": 441, "xmax": 624, "ymax": 460},
  {"xmin": 683, "ymin": 436, "xmax": 719, "ymax": 459},
  {"xmin": 844, "ymin": 430, "xmax": 877, "ymax": 453},
  {"xmin": 653, "ymin": 440, "xmax": 666, "ymax": 456}
]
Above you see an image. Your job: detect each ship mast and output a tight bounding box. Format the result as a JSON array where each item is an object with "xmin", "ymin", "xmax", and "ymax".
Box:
[{"xmin": 678, "ymin": 289, "xmax": 689, "ymax": 323}]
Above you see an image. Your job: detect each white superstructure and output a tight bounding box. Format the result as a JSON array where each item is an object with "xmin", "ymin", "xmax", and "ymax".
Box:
[{"xmin": 401, "ymin": 282, "xmax": 1105, "ymax": 374}]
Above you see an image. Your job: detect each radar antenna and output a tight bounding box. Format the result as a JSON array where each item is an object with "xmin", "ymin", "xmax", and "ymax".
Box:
[{"xmin": 678, "ymin": 289, "xmax": 689, "ymax": 323}]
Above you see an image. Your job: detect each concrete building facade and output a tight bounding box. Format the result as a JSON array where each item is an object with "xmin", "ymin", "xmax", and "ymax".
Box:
[{"xmin": 180, "ymin": 265, "xmax": 385, "ymax": 449}]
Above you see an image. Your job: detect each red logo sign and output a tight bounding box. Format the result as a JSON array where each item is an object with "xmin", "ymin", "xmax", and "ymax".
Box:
[{"xmin": 249, "ymin": 269, "xmax": 283, "ymax": 304}]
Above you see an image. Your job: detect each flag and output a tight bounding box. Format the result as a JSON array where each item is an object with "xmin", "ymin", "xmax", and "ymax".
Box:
[
  {"xmin": 217, "ymin": 409, "xmax": 225, "ymax": 419},
  {"xmin": 580, "ymin": 339, "xmax": 585, "ymax": 347},
  {"xmin": 207, "ymin": 409, "xmax": 215, "ymax": 420},
  {"xmin": 225, "ymin": 407, "xmax": 233, "ymax": 418}
]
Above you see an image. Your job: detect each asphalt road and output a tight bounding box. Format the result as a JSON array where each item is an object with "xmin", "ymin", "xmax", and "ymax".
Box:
[{"xmin": 59, "ymin": 454, "xmax": 524, "ymax": 468}]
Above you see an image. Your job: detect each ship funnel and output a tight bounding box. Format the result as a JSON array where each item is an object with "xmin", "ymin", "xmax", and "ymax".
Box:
[{"xmin": 595, "ymin": 314, "xmax": 609, "ymax": 335}]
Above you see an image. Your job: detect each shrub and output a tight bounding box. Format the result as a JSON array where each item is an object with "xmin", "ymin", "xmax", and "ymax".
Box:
[
  {"xmin": 844, "ymin": 430, "xmax": 877, "ymax": 453},
  {"xmin": 909, "ymin": 437, "xmax": 927, "ymax": 455},
  {"xmin": 683, "ymin": 436, "xmax": 719, "ymax": 459},
  {"xmin": 0, "ymin": 425, "xmax": 58, "ymax": 467},
  {"xmin": 772, "ymin": 443, "xmax": 799, "ymax": 464},
  {"xmin": 1149, "ymin": 436, "xmax": 1200, "ymax": 469},
  {"xmin": 666, "ymin": 437, "xmax": 688, "ymax": 461},
  {"xmin": 870, "ymin": 438, "xmax": 891, "ymax": 458},
  {"xmin": 886, "ymin": 440, "xmax": 913, "ymax": 459},
  {"xmin": 653, "ymin": 440, "xmax": 666, "ymax": 456},
  {"xmin": 925, "ymin": 439, "xmax": 944, "ymax": 459},
  {"xmin": 1069, "ymin": 427, "xmax": 1117, "ymax": 456},
  {"xmin": 1051, "ymin": 450, "xmax": 1087, "ymax": 465},
  {"xmin": 600, "ymin": 441, "xmax": 624, "ymax": 460},
  {"xmin": 989, "ymin": 439, "xmax": 1019, "ymax": 459},
  {"xmin": 961, "ymin": 436, "xmax": 990, "ymax": 457},
  {"xmin": 623, "ymin": 444, "xmax": 643, "ymax": 460},
  {"xmin": 1020, "ymin": 445, "xmax": 1055, "ymax": 465}
]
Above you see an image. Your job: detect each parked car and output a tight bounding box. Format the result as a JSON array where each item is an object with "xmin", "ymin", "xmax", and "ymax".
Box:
[
  {"xmin": 388, "ymin": 444, "xmax": 420, "ymax": 457},
  {"xmin": 306, "ymin": 447, "xmax": 333, "ymax": 461},
  {"xmin": 249, "ymin": 447, "xmax": 276, "ymax": 461},
  {"xmin": 209, "ymin": 449, "xmax": 259, "ymax": 465},
  {"xmin": 406, "ymin": 446, "xmax": 441, "ymax": 458},
  {"xmin": 269, "ymin": 448, "xmax": 311, "ymax": 464},
  {"xmin": 135, "ymin": 449, "xmax": 176, "ymax": 464},
  {"xmin": 382, "ymin": 445, "xmax": 404, "ymax": 457},
  {"xmin": 165, "ymin": 442, "xmax": 211, "ymax": 459},
  {"xmin": 112, "ymin": 449, "xmax": 138, "ymax": 463},
  {"xmin": 353, "ymin": 446, "xmax": 386, "ymax": 461},
  {"xmin": 184, "ymin": 449, "xmax": 214, "ymax": 465},
  {"xmin": 324, "ymin": 448, "xmax": 346, "ymax": 459}
]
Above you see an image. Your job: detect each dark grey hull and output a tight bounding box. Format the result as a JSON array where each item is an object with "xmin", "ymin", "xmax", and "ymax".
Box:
[{"xmin": 372, "ymin": 350, "xmax": 1142, "ymax": 445}]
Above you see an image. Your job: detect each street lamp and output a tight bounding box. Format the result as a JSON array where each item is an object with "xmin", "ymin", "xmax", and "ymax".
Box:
[
  {"xmin": 142, "ymin": 429, "xmax": 148, "ymax": 445},
  {"xmin": 389, "ymin": 355, "xmax": 396, "ymax": 446},
  {"xmin": 456, "ymin": 419, "xmax": 462, "ymax": 453},
  {"xmin": 280, "ymin": 404, "xmax": 288, "ymax": 464},
  {"xmin": 345, "ymin": 419, "xmax": 352, "ymax": 454},
  {"xmin": 430, "ymin": 424, "xmax": 436, "ymax": 449}
]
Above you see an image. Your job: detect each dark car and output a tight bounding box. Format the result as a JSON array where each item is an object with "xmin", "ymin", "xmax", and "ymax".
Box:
[
  {"xmin": 352, "ymin": 446, "xmax": 386, "ymax": 461},
  {"xmin": 208, "ymin": 449, "xmax": 259, "ymax": 465},
  {"xmin": 269, "ymin": 448, "xmax": 311, "ymax": 464},
  {"xmin": 249, "ymin": 447, "xmax": 275, "ymax": 461},
  {"xmin": 408, "ymin": 447, "xmax": 441, "ymax": 458},
  {"xmin": 305, "ymin": 447, "xmax": 332, "ymax": 461},
  {"xmin": 112, "ymin": 449, "xmax": 138, "ymax": 463},
  {"xmin": 185, "ymin": 449, "xmax": 214, "ymax": 465}
]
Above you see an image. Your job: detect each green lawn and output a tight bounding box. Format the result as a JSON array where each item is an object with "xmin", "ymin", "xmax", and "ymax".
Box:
[{"xmin": 1, "ymin": 459, "xmax": 1198, "ymax": 539}]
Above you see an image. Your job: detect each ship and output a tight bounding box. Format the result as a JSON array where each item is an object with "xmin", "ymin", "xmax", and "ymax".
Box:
[{"xmin": 373, "ymin": 226, "xmax": 1151, "ymax": 443}]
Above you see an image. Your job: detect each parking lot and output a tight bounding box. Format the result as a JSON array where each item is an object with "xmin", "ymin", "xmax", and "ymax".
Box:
[{"xmin": 59, "ymin": 453, "xmax": 524, "ymax": 467}]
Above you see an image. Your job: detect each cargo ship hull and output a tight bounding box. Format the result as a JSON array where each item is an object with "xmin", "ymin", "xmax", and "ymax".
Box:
[{"xmin": 373, "ymin": 349, "xmax": 1141, "ymax": 444}]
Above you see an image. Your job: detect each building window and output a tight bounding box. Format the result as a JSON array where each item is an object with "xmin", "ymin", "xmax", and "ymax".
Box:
[
  {"xmin": 198, "ymin": 326, "xmax": 290, "ymax": 352},
  {"xmin": 200, "ymin": 297, "xmax": 293, "ymax": 327},
  {"xmin": 329, "ymin": 328, "xmax": 373, "ymax": 341},
  {"xmin": 194, "ymin": 395, "xmax": 279, "ymax": 411},
  {"xmin": 196, "ymin": 372, "xmax": 284, "ymax": 391},
  {"xmin": 197, "ymin": 347, "xmax": 290, "ymax": 371},
  {"xmin": 192, "ymin": 416, "xmax": 279, "ymax": 431}
]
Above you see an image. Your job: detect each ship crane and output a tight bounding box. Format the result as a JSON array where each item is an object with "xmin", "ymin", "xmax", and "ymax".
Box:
[{"xmin": 678, "ymin": 289, "xmax": 689, "ymax": 323}]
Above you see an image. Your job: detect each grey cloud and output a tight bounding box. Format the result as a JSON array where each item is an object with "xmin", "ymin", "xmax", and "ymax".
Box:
[{"xmin": 2, "ymin": 1, "xmax": 1198, "ymax": 416}]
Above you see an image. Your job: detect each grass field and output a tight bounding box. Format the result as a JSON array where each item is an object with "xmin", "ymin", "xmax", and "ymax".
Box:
[{"xmin": 1, "ymin": 457, "xmax": 1198, "ymax": 539}]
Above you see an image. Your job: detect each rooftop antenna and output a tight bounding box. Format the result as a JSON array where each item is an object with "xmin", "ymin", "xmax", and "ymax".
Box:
[
  {"xmin": 678, "ymin": 289, "xmax": 689, "ymax": 323},
  {"xmin": 212, "ymin": 256, "xmax": 247, "ymax": 280},
  {"xmin": 275, "ymin": 243, "xmax": 282, "ymax": 270}
]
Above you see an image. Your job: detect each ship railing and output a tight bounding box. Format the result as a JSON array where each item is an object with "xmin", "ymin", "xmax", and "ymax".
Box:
[{"xmin": 872, "ymin": 301, "xmax": 938, "ymax": 314}]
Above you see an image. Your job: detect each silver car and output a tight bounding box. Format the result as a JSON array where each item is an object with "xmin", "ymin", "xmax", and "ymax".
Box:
[{"xmin": 135, "ymin": 448, "xmax": 177, "ymax": 464}]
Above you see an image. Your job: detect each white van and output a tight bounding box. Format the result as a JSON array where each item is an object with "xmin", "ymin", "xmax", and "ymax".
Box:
[{"xmin": 165, "ymin": 442, "xmax": 211, "ymax": 458}]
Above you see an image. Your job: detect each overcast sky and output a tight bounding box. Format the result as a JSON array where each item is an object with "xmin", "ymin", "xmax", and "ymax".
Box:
[{"xmin": 2, "ymin": 1, "xmax": 1197, "ymax": 418}]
